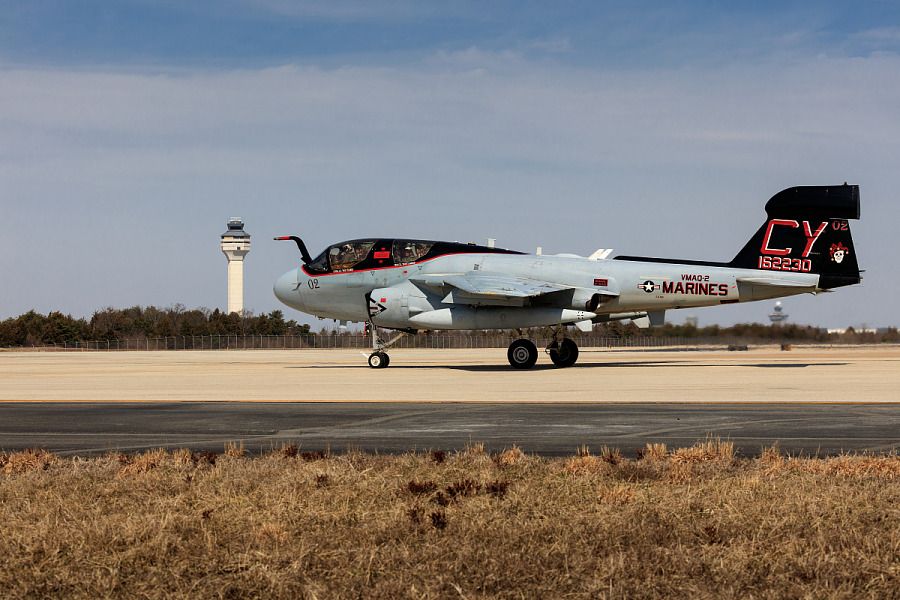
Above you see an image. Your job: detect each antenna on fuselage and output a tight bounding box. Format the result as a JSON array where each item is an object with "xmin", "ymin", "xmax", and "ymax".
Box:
[{"xmin": 588, "ymin": 249, "xmax": 614, "ymax": 260}]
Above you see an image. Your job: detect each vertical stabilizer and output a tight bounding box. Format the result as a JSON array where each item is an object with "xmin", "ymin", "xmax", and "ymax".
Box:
[{"xmin": 729, "ymin": 185, "xmax": 860, "ymax": 289}]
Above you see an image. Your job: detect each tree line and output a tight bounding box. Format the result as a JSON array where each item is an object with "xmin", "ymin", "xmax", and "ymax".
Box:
[
  {"xmin": 601, "ymin": 321, "xmax": 898, "ymax": 343},
  {"xmin": 0, "ymin": 306, "xmax": 311, "ymax": 347},
  {"xmin": 0, "ymin": 306, "xmax": 896, "ymax": 347}
]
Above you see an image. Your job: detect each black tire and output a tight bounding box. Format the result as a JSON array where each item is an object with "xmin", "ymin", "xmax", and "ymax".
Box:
[
  {"xmin": 549, "ymin": 338, "xmax": 579, "ymax": 367},
  {"xmin": 507, "ymin": 339, "xmax": 538, "ymax": 369},
  {"xmin": 368, "ymin": 352, "xmax": 389, "ymax": 369}
]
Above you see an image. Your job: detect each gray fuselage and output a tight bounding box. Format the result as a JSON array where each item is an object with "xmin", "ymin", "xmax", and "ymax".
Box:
[{"xmin": 273, "ymin": 252, "xmax": 818, "ymax": 330}]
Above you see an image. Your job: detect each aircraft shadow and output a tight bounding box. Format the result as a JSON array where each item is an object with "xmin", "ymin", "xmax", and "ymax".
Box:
[
  {"xmin": 286, "ymin": 361, "xmax": 847, "ymax": 372},
  {"xmin": 441, "ymin": 362, "xmax": 848, "ymax": 371},
  {"xmin": 286, "ymin": 361, "xmax": 679, "ymax": 371}
]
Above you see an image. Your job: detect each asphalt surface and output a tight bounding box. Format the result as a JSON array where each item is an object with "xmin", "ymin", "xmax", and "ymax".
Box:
[{"xmin": 1, "ymin": 402, "xmax": 898, "ymax": 457}]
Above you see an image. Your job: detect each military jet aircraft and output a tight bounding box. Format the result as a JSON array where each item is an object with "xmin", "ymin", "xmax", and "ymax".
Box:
[{"xmin": 274, "ymin": 184, "xmax": 861, "ymax": 369}]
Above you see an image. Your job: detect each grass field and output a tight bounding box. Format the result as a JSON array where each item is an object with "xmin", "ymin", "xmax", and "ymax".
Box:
[{"xmin": 1, "ymin": 442, "xmax": 898, "ymax": 599}]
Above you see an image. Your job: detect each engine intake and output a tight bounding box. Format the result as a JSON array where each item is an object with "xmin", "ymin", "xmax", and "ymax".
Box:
[
  {"xmin": 369, "ymin": 282, "xmax": 434, "ymax": 329},
  {"xmin": 570, "ymin": 288, "xmax": 606, "ymax": 312}
]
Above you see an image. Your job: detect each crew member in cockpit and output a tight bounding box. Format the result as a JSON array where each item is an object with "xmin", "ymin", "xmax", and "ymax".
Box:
[{"xmin": 331, "ymin": 242, "xmax": 371, "ymax": 270}]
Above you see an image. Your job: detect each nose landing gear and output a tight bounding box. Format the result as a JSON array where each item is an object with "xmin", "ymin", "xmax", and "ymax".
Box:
[
  {"xmin": 364, "ymin": 291, "xmax": 407, "ymax": 369},
  {"xmin": 367, "ymin": 351, "xmax": 390, "ymax": 369},
  {"xmin": 365, "ymin": 320, "xmax": 406, "ymax": 369}
]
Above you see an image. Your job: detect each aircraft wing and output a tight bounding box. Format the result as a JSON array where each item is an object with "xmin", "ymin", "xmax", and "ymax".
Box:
[
  {"xmin": 411, "ymin": 272, "xmax": 573, "ymax": 306},
  {"xmin": 441, "ymin": 273, "xmax": 571, "ymax": 297}
]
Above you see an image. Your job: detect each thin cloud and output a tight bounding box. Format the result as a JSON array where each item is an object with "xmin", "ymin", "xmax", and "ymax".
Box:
[
  {"xmin": 855, "ymin": 27, "xmax": 900, "ymax": 42},
  {"xmin": 527, "ymin": 37, "xmax": 573, "ymax": 54},
  {"xmin": 2, "ymin": 52, "xmax": 897, "ymax": 327}
]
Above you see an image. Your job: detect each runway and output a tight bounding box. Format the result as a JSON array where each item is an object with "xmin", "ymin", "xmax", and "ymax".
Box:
[{"xmin": 1, "ymin": 402, "xmax": 898, "ymax": 456}]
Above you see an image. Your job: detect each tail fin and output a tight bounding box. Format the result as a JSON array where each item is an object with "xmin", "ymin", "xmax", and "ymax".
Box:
[{"xmin": 730, "ymin": 184, "xmax": 861, "ymax": 289}]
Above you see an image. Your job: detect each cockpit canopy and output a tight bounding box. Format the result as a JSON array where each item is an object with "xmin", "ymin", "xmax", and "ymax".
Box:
[
  {"xmin": 328, "ymin": 240, "xmax": 376, "ymax": 271},
  {"xmin": 303, "ymin": 238, "xmax": 521, "ymax": 275},
  {"xmin": 305, "ymin": 239, "xmax": 434, "ymax": 274},
  {"xmin": 393, "ymin": 240, "xmax": 433, "ymax": 265}
]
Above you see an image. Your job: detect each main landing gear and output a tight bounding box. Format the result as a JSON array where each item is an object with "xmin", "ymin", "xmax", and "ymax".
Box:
[
  {"xmin": 506, "ymin": 332, "xmax": 580, "ymax": 369},
  {"xmin": 363, "ymin": 319, "xmax": 580, "ymax": 370},
  {"xmin": 547, "ymin": 338, "xmax": 579, "ymax": 368},
  {"xmin": 507, "ymin": 339, "xmax": 538, "ymax": 369}
]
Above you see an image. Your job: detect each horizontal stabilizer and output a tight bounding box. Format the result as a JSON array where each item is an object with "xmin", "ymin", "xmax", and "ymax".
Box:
[
  {"xmin": 737, "ymin": 276, "xmax": 818, "ymax": 301},
  {"xmin": 735, "ymin": 276, "xmax": 816, "ymax": 288}
]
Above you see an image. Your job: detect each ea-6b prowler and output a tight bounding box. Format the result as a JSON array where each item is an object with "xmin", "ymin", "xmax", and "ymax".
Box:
[{"xmin": 274, "ymin": 185, "xmax": 862, "ymax": 369}]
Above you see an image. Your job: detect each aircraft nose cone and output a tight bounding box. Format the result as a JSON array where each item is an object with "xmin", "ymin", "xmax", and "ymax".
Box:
[{"xmin": 274, "ymin": 269, "xmax": 302, "ymax": 309}]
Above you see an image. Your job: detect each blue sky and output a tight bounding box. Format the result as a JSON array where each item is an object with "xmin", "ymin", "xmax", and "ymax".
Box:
[
  {"xmin": 2, "ymin": 1, "xmax": 900, "ymax": 327},
  {"xmin": 3, "ymin": 2, "xmax": 900, "ymax": 68}
]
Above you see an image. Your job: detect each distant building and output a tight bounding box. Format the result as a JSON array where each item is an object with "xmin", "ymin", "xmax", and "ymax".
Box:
[
  {"xmin": 827, "ymin": 327, "xmax": 878, "ymax": 335},
  {"xmin": 769, "ymin": 301, "xmax": 788, "ymax": 324},
  {"xmin": 220, "ymin": 218, "xmax": 251, "ymax": 314}
]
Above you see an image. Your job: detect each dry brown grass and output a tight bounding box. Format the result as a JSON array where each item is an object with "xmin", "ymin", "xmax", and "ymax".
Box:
[
  {"xmin": 0, "ymin": 441, "xmax": 898, "ymax": 599},
  {"xmin": 670, "ymin": 435, "xmax": 735, "ymax": 463},
  {"xmin": 643, "ymin": 442, "xmax": 669, "ymax": 460},
  {"xmin": 494, "ymin": 445, "xmax": 526, "ymax": 467},
  {"xmin": 116, "ymin": 448, "xmax": 169, "ymax": 477},
  {"xmin": 2, "ymin": 448, "xmax": 58, "ymax": 474},
  {"xmin": 223, "ymin": 440, "xmax": 246, "ymax": 458}
]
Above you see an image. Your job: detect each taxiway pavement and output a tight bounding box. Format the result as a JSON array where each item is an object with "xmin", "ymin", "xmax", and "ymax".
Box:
[
  {"xmin": 1, "ymin": 346, "xmax": 898, "ymax": 403},
  {"xmin": 2, "ymin": 346, "xmax": 897, "ymax": 455},
  {"xmin": 0, "ymin": 402, "xmax": 897, "ymax": 456}
]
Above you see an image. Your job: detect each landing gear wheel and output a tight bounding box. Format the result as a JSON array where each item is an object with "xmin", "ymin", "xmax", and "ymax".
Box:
[
  {"xmin": 368, "ymin": 351, "xmax": 390, "ymax": 369},
  {"xmin": 507, "ymin": 339, "xmax": 538, "ymax": 369},
  {"xmin": 549, "ymin": 338, "xmax": 579, "ymax": 368}
]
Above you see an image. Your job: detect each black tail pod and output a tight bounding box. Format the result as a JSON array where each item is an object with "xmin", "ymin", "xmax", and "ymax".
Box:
[{"xmin": 730, "ymin": 184, "xmax": 861, "ymax": 289}]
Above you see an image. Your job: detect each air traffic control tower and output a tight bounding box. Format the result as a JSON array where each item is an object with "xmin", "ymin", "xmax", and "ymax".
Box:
[{"xmin": 221, "ymin": 218, "xmax": 251, "ymax": 314}]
